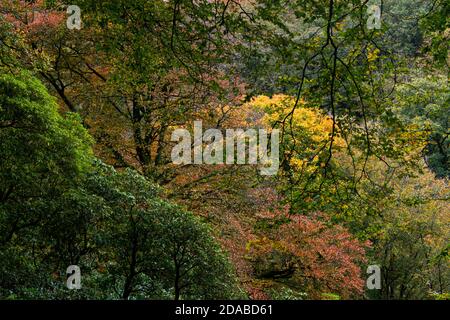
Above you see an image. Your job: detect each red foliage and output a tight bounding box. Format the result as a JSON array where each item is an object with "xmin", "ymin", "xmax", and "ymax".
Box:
[
  {"xmin": 249, "ymin": 211, "xmax": 370, "ymax": 299},
  {"xmin": 2, "ymin": 0, "xmax": 64, "ymax": 34}
]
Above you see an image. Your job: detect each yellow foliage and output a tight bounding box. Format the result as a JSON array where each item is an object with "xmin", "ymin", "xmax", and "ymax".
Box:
[{"xmin": 242, "ymin": 94, "xmax": 345, "ymax": 171}]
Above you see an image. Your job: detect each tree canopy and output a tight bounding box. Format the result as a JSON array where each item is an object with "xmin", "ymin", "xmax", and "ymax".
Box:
[{"xmin": 0, "ymin": 0, "xmax": 448, "ymax": 300}]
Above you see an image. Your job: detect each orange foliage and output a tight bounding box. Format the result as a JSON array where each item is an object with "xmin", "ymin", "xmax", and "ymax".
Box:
[{"xmin": 248, "ymin": 211, "xmax": 370, "ymax": 299}]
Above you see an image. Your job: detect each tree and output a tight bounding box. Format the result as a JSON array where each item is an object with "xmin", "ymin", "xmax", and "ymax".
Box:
[
  {"xmin": 0, "ymin": 72, "xmax": 242, "ymax": 299},
  {"xmin": 1, "ymin": 0, "xmax": 448, "ymax": 301},
  {"xmin": 84, "ymin": 162, "xmax": 242, "ymax": 300},
  {"xmin": 371, "ymin": 170, "xmax": 449, "ymax": 300},
  {"xmin": 0, "ymin": 0, "xmax": 247, "ymax": 183},
  {"xmin": 0, "ymin": 70, "xmax": 94, "ymax": 298},
  {"xmin": 392, "ymin": 74, "xmax": 449, "ymax": 178},
  {"xmin": 247, "ymin": 211, "xmax": 369, "ymax": 299},
  {"xmin": 0, "ymin": 69, "xmax": 93, "ymax": 246}
]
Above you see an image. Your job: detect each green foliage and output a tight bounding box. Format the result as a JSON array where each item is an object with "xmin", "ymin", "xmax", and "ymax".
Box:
[
  {"xmin": 267, "ymin": 287, "xmax": 307, "ymax": 300},
  {"xmin": 0, "ymin": 73, "xmax": 241, "ymax": 300},
  {"xmin": 0, "ymin": 70, "xmax": 93, "ymax": 189},
  {"xmin": 381, "ymin": 0, "xmax": 429, "ymax": 56},
  {"xmin": 0, "ymin": 70, "xmax": 93, "ymax": 247},
  {"xmin": 82, "ymin": 161, "xmax": 242, "ymax": 300},
  {"xmin": 419, "ymin": 0, "xmax": 450, "ymax": 66},
  {"xmin": 392, "ymin": 74, "xmax": 449, "ymax": 178},
  {"xmin": 1, "ymin": 160, "xmax": 242, "ymax": 300}
]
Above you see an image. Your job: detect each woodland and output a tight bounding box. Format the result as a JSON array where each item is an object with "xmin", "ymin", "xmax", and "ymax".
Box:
[{"xmin": 0, "ymin": 0, "xmax": 448, "ymax": 300}]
